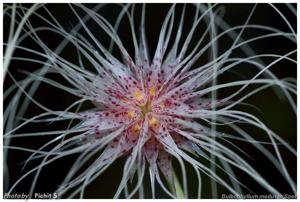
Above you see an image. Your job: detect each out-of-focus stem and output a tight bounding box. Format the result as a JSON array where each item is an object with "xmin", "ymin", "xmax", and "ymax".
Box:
[{"xmin": 173, "ymin": 170, "xmax": 184, "ymax": 199}]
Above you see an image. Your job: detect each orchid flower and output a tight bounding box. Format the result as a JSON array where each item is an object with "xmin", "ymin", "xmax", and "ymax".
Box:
[{"xmin": 3, "ymin": 3, "xmax": 296, "ymax": 199}]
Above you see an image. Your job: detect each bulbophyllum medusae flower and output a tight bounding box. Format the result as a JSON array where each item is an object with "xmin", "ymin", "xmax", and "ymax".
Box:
[{"xmin": 3, "ymin": 3, "xmax": 296, "ymax": 199}]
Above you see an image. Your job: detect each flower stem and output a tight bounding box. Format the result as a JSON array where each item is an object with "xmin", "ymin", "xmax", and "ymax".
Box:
[{"xmin": 173, "ymin": 170, "xmax": 184, "ymax": 199}]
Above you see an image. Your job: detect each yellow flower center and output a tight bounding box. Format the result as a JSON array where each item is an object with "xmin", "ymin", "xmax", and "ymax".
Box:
[
  {"xmin": 149, "ymin": 116, "xmax": 159, "ymax": 128},
  {"xmin": 134, "ymin": 90, "xmax": 144, "ymax": 101},
  {"xmin": 128, "ymin": 89, "xmax": 159, "ymax": 130},
  {"xmin": 132, "ymin": 124, "xmax": 142, "ymax": 134},
  {"xmin": 149, "ymin": 86, "xmax": 156, "ymax": 96},
  {"xmin": 139, "ymin": 100, "xmax": 152, "ymax": 119},
  {"xmin": 127, "ymin": 111, "xmax": 135, "ymax": 118}
]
